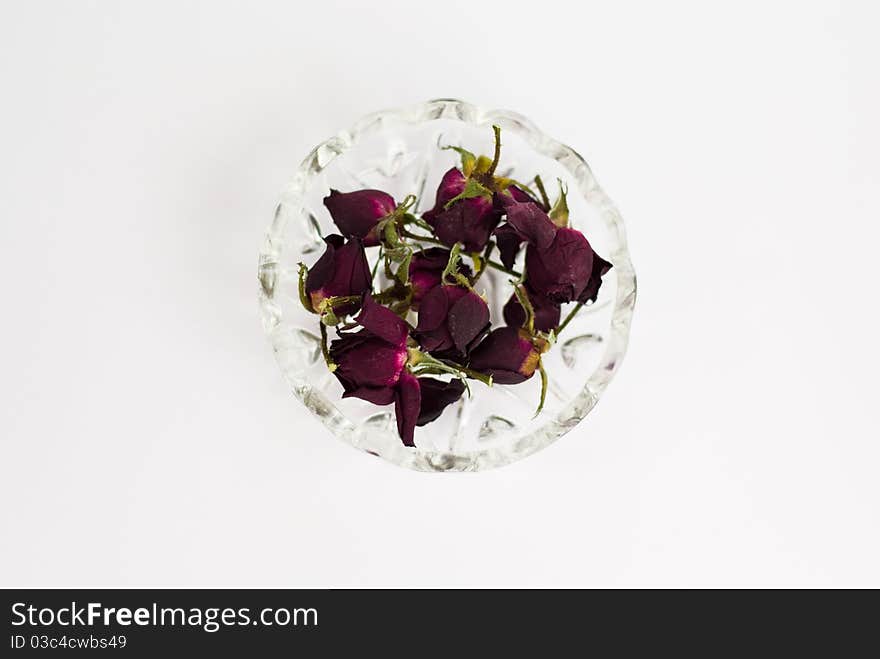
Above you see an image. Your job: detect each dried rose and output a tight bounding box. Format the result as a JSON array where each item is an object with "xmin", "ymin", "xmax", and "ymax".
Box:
[
  {"xmin": 414, "ymin": 285, "xmax": 490, "ymax": 358},
  {"xmin": 423, "ymin": 167, "xmax": 501, "ymax": 252},
  {"xmin": 329, "ymin": 295, "xmax": 421, "ymax": 445},
  {"xmin": 525, "ymin": 228, "xmax": 595, "ymax": 304},
  {"xmin": 577, "ymin": 251, "xmax": 613, "ymax": 304},
  {"xmin": 494, "ymin": 194, "xmax": 612, "ymax": 305},
  {"xmin": 416, "ymin": 377, "xmax": 466, "ymax": 426},
  {"xmin": 329, "ymin": 295, "xmax": 408, "ymax": 400},
  {"xmin": 468, "ymin": 327, "xmax": 546, "ymax": 385},
  {"xmin": 304, "ymin": 235, "xmax": 371, "ymax": 317},
  {"xmin": 408, "ymin": 247, "xmax": 472, "ymax": 309},
  {"xmin": 323, "ymin": 189, "xmax": 396, "ymax": 247},
  {"xmin": 503, "ymin": 285, "xmax": 561, "ymax": 333}
]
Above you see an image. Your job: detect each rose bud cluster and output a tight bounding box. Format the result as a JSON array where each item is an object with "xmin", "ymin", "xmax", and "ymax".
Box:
[
  {"xmin": 329, "ymin": 296, "xmax": 468, "ymax": 445},
  {"xmin": 329, "ymin": 296, "xmax": 420, "ymax": 445},
  {"xmin": 296, "ymin": 125, "xmax": 612, "ymax": 447},
  {"xmin": 422, "ymin": 127, "xmax": 547, "ymax": 255}
]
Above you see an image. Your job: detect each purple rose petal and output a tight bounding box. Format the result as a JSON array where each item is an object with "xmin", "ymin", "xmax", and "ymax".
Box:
[
  {"xmin": 355, "ymin": 294, "xmax": 409, "ymax": 347},
  {"xmin": 525, "ymin": 228, "xmax": 594, "ymax": 304},
  {"xmin": 503, "ymin": 286, "xmax": 561, "ymax": 332},
  {"xmin": 394, "ymin": 371, "xmax": 421, "ymax": 447},
  {"xmin": 416, "ymin": 378, "xmax": 466, "ymax": 426},
  {"xmin": 415, "ymin": 285, "xmax": 489, "ymax": 357},
  {"xmin": 323, "ymin": 189, "xmax": 396, "ymax": 247},
  {"xmin": 448, "ymin": 290, "xmax": 491, "ymax": 354},
  {"xmin": 498, "ymin": 195, "xmax": 557, "ymax": 250},
  {"xmin": 577, "ymin": 251, "xmax": 613, "ymax": 304},
  {"xmin": 468, "ymin": 327, "xmax": 540, "ymax": 385}
]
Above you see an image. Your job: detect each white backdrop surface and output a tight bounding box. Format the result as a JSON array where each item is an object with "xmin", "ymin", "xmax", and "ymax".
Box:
[{"xmin": 1, "ymin": 0, "xmax": 878, "ymax": 587}]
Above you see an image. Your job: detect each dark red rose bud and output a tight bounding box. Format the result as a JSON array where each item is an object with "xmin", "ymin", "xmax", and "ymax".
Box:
[
  {"xmin": 408, "ymin": 247, "xmax": 472, "ymax": 309},
  {"xmin": 423, "ymin": 168, "xmax": 501, "ymax": 252},
  {"xmin": 305, "ymin": 235, "xmax": 371, "ymax": 316},
  {"xmin": 323, "ymin": 189, "xmax": 396, "ymax": 247},
  {"xmin": 577, "ymin": 251, "xmax": 613, "ymax": 304},
  {"xmin": 493, "ymin": 195, "xmax": 558, "ymax": 268},
  {"xmin": 415, "ymin": 285, "xmax": 490, "ymax": 358},
  {"xmin": 394, "ymin": 371, "xmax": 421, "ymax": 447},
  {"xmin": 468, "ymin": 327, "xmax": 543, "ymax": 385},
  {"xmin": 330, "ymin": 331, "xmax": 408, "ymax": 399},
  {"xmin": 503, "ymin": 285, "xmax": 561, "ymax": 332},
  {"xmin": 416, "ymin": 378, "xmax": 466, "ymax": 426},
  {"xmin": 329, "ymin": 295, "xmax": 410, "ymax": 403},
  {"xmin": 525, "ymin": 227, "xmax": 594, "ymax": 304}
]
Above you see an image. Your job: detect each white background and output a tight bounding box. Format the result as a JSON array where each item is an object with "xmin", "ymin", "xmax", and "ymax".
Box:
[{"xmin": 1, "ymin": 0, "xmax": 878, "ymax": 587}]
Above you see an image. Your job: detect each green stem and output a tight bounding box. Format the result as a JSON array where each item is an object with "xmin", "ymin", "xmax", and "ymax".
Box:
[
  {"xmin": 556, "ymin": 301, "xmax": 585, "ymax": 335},
  {"xmin": 319, "ymin": 323, "xmax": 336, "ymax": 371},
  {"xmin": 514, "ymin": 285, "xmax": 536, "ymax": 334},
  {"xmin": 471, "ymin": 241, "xmax": 496, "ymax": 285},
  {"xmin": 534, "ymin": 175, "xmax": 550, "ymax": 209},
  {"xmin": 371, "ymin": 247, "xmax": 383, "ymax": 282},
  {"xmin": 487, "ymin": 125, "xmax": 502, "ymax": 176},
  {"xmin": 408, "ymin": 349, "xmax": 493, "ymax": 389},
  {"xmin": 534, "ymin": 358, "xmax": 548, "ymax": 417},
  {"xmin": 460, "ymin": 367, "xmax": 493, "ymax": 387},
  {"xmin": 487, "ymin": 259, "xmax": 521, "ymax": 278},
  {"xmin": 396, "ymin": 194, "xmax": 417, "ymax": 214},
  {"xmin": 400, "ymin": 230, "xmax": 521, "ymax": 277},
  {"xmin": 400, "ymin": 230, "xmax": 445, "ymax": 246}
]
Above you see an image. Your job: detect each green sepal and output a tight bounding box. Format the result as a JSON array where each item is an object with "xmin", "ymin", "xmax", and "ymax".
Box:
[
  {"xmin": 396, "ymin": 250, "xmax": 413, "ymax": 285},
  {"xmin": 472, "ymin": 154, "xmax": 494, "ymax": 176},
  {"xmin": 440, "ymin": 242, "xmax": 469, "ymax": 288},
  {"xmin": 297, "ymin": 262, "xmax": 314, "ymax": 313},
  {"xmin": 443, "ymin": 177, "xmax": 492, "ymax": 209},
  {"xmin": 538, "ymin": 329, "xmax": 557, "ymax": 348},
  {"xmin": 321, "ymin": 308, "xmax": 340, "ymax": 326},
  {"xmin": 317, "ymin": 295, "xmax": 361, "ymax": 326},
  {"xmin": 469, "ymin": 251, "xmax": 483, "ymax": 273},
  {"xmin": 382, "ymin": 218, "xmax": 403, "ymax": 248},
  {"xmin": 549, "ymin": 179, "xmax": 569, "ymax": 227},
  {"xmin": 534, "ymin": 175, "xmax": 551, "ymax": 209},
  {"xmin": 442, "ymin": 145, "xmax": 477, "ymax": 177}
]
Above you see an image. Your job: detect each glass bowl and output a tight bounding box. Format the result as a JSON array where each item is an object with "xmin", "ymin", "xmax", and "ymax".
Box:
[{"xmin": 258, "ymin": 99, "xmax": 636, "ymax": 471}]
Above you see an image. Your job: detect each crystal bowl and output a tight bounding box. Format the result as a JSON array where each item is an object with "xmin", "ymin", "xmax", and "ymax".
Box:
[{"xmin": 258, "ymin": 99, "xmax": 636, "ymax": 471}]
